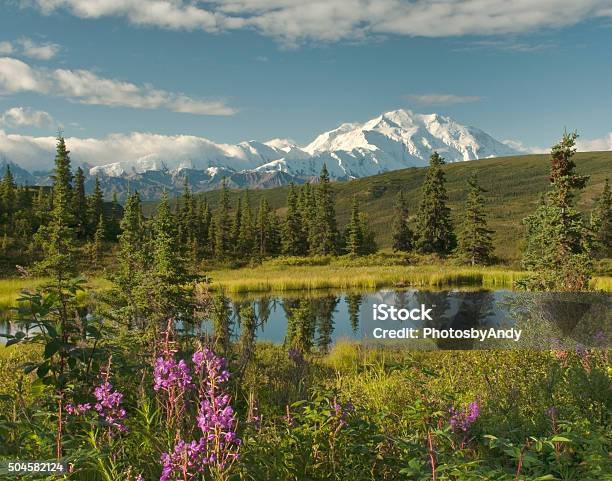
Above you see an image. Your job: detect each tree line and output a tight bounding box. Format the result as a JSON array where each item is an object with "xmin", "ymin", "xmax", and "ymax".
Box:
[{"xmin": 0, "ymin": 134, "xmax": 610, "ymax": 277}]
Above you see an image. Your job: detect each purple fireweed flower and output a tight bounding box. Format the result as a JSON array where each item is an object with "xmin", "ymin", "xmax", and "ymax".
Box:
[
  {"xmin": 160, "ymin": 347, "xmax": 240, "ymax": 481},
  {"xmin": 449, "ymin": 401, "xmax": 480, "ymax": 432},
  {"xmin": 546, "ymin": 406, "xmax": 558, "ymax": 418},
  {"xmin": 135, "ymin": 475, "xmax": 144, "ymax": 481},
  {"xmin": 94, "ymin": 381, "xmax": 127, "ymax": 432},
  {"xmin": 154, "ymin": 357, "xmax": 194, "ymax": 392},
  {"xmin": 66, "ymin": 403, "xmax": 92, "ymax": 415}
]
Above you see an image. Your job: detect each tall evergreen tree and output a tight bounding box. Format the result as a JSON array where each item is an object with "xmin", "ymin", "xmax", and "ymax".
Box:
[
  {"xmin": 415, "ymin": 152, "xmax": 456, "ymax": 254},
  {"xmin": 255, "ymin": 198, "xmax": 280, "ymax": 258},
  {"xmin": 457, "ymin": 173, "xmax": 494, "ymax": 265},
  {"xmin": 146, "ymin": 191, "xmax": 192, "ymax": 324},
  {"xmin": 34, "ymin": 135, "xmax": 76, "ymax": 282},
  {"xmin": 392, "ymin": 189, "xmax": 413, "ymax": 252},
  {"xmin": 51, "ymin": 135, "xmax": 73, "ymax": 205},
  {"xmin": 0, "ymin": 166, "xmax": 16, "ymax": 231},
  {"xmin": 72, "ymin": 166, "xmax": 88, "ymax": 239},
  {"xmin": 237, "ymin": 191, "xmax": 255, "ymax": 257},
  {"xmin": 345, "ymin": 196, "xmax": 364, "ymax": 256},
  {"xmin": 519, "ymin": 132, "xmax": 593, "ymax": 291},
  {"xmin": 214, "ymin": 179, "xmax": 232, "ymax": 259},
  {"xmin": 178, "ymin": 180, "xmax": 198, "ymax": 262},
  {"xmin": 593, "ymin": 178, "xmax": 611, "ymax": 259},
  {"xmin": 311, "ymin": 164, "xmax": 338, "ymax": 255},
  {"xmin": 106, "ymin": 193, "xmax": 121, "ymax": 241},
  {"xmin": 299, "ymin": 183, "xmax": 317, "ymax": 252},
  {"xmin": 230, "ymin": 197, "xmax": 243, "ymax": 256},
  {"xmin": 197, "ymin": 197, "xmax": 212, "ymax": 259},
  {"xmin": 89, "ymin": 214, "xmax": 106, "ymax": 268},
  {"xmin": 88, "ymin": 175, "xmax": 104, "ymax": 237},
  {"xmin": 282, "ymin": 183, "xmax": 307, "ymax": 256},
  {"xmin": 110, "ymin": 190, "xmax": 146, "ymax": 327}
]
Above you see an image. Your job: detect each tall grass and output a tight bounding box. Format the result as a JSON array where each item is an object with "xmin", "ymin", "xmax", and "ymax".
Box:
[{"xmin": 207, "ymin": 265, "xmax": 528, "ymax": 293}]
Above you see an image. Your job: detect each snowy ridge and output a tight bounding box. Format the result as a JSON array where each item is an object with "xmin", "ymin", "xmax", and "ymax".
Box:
[{"xmin": 67, "ymin": 109, "xmax": 520, "ymax": 181}]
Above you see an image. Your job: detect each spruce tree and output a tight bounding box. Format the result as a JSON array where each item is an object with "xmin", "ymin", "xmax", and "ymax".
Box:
[
  {"xmin": 110, "ymin": 190, "xmax": 146, "ymax": 327},
  {"xmin": 51, "ymin": 134, "xmax": 73, "ymax": 205},
  {"xmin": 146, "ymin": 191, "xmax": 192, "ymax": 324},
  {"xmin": 237, "ymin": 191, "xmax": 255, "ymax": 257},
  {"xmin": 519, "ymin": 132, "xmax": 593, "ymax": 291},
  {"xmin": 34, "ymin": 135, "xmax": 76, "ymax": 282},
  {"xmin": 392, "ymin": 189, "xmax": 413, "ymax": 252},
  {"xmin": 359, "ymin": 211, "xmax": 377, "ymax": 255},
  {"xmin": 72, "ymin": 167, "xmax": 88, "ymax": 239},
  {"xmin": 214, "ymin": 179, "xmax": 232, "ymax": 259},
  {"xmin": 0, "ymin": 165, "xmax": 16, "ymax": 232},
  {"xmin": 197, "ymin": 197, "xmax": 212, "ymax": 259},
  {"xmin": 415, "ymin": 152, "xmax": 456, "ymax": 254},
  {"xmin": 311, "ymin": 164, "xmax": 338, "ymax": 255},
  {"xmin": 593, "ymin": 178, "xmax": 611, "ymax": 259},
  {"xmin": 88, "ymin": 175, "xmax": 104, "ymax": 237},
  {"xmin": 345, "ymin": 196, "xmax": 364, "ymax": 256},
  {"xmin": 457, "ymin": 173, "xmax": 494, "ymax": 265},
  {"xmin": 178, "ymin": 180, "xmax": 198, "ymax": 262},
  {"xmin": 255, "ymin": 197, "xmax": 280, "ymax": 258},
  {"xmin": 107, "ymin": 193, "xmax": 121, "ymax": 241},
  {"xmin": 89, "ymin": 214, "xmax": 106, "ymax": 268},
  {"xmin": 299, "ymin": 183, "xmax": 317, "ymax": 252},
  {"xmin": 230, "ymin": 197, "xmax": 243, "ymax": 256},
  {"xmin": 282, "ymin": 183, "xmax": 307, "ymax": 256}
]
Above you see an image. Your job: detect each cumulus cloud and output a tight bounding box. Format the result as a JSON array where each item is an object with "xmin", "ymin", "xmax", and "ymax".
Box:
[
  {"xmin": 23, "ymin": 0, "xmax": 612, "ymax": 45},
  {"xmin": 503, "ymin": 133, "xmax": 612, "ymax": 154},
  {"xmin": 0, "ymin": 131, "xmax": 261, "ymax": 172},
  {"xmin": 0, "ymin": 107, "xmax": 56, "ymax": 128},
  {"xmin": 17, "ymin": 37, "xmax": 61, "ymax": 60},
  {"xmin": 502, "ymin": 139, "xmax": 547, "ymax": 154},
  {"xmin": 0, "ymin": 41, "xmax": 14, "ymax": 55},
  {"xmin": 577, "ymin": 132, "xmax": 612, "ymax": 152},
  {"xmin": 407, "ymin": 93, "xmax": 482, "ymax": 105},
  {"xmin": 0, "ymin": 37, "xmax": 61, "ymax": 60},
  {"xmin": 0, "ymin": 57, "xmax": 236, "ymax": 115}
]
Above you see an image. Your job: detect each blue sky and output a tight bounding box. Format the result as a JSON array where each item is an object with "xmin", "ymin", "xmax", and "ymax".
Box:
[{"xmin": 1, "ymin": 0, "xmax": 612, "ymax": 165}]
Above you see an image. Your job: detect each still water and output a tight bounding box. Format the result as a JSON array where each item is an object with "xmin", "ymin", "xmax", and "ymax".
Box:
[{"xmin": 1, "ymin": 288, "xmax": 609, "ymax": 350}]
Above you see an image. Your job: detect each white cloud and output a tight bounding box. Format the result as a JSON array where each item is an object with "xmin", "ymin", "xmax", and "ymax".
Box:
[
  {"xmin": 503, "ymin": 133, "xmax": 612, "ymax": 154},
  {"xmin": 502, "ymin": 139, "xmax": 547, "ymax": 154},
  {"xmin": 0, "ymin": 41, "xmax": 14, "ymax": 55},
  {"xmin": 0, "ymin": 130, "xmax": 259, "ymax": 172},
  {"xmin": 0, "ymin": 37, "xmax": 61, "ymax": 60},
  {"xmin": 23, "ymin": 0, "xmax": 612, "ymax": 45},
  {"xmin": 577, "ymin": 132, "xmax": 612, "ymax": 151},
  {"xmin": 0, "ymin": 107, "xmax": 55, "ymax": 128},
  {"xmin": 407, "ymin": 93, "xmax": 482, "ymax": 105},
  {"xmin": 17, "ymin": 37, "xmax": 61, "ymax": 60},
  {"xmin": 0, "ymin": 57, "xmax": 236, "ymax": 115}
]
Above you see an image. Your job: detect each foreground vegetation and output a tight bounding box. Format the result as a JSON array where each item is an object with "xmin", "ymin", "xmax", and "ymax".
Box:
[{"xmin": 1, "ymin": 341, "xmax": 610, "ymax": 480}]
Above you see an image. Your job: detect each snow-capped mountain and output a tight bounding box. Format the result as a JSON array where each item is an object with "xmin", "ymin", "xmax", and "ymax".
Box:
[
  {"xmin": 2, "ymin": 109, "xmax": 519, "ymax": 199},
  {"xmin": 89, "ymin": 109, "xmax": 517, "ymax": 183}
]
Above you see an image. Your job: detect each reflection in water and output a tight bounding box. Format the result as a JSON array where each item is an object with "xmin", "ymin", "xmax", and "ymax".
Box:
[
  {"xmin": 346, "ymin": 294, "xmax": 362, "ymax": 333},
  {"xmin": 2, "ymin": 289, "xmax": 609, "ymax": 351}
]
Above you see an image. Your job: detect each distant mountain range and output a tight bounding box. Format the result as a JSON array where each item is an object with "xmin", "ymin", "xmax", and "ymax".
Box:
[{"xmin": 1, "ymin": 109, "xmax": 519, "ymax": 200}]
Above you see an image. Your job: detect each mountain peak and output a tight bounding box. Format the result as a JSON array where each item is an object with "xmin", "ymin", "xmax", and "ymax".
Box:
[{"xmin": 1, "ymin": 109, "xmax": 520, "ymax": 199}]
